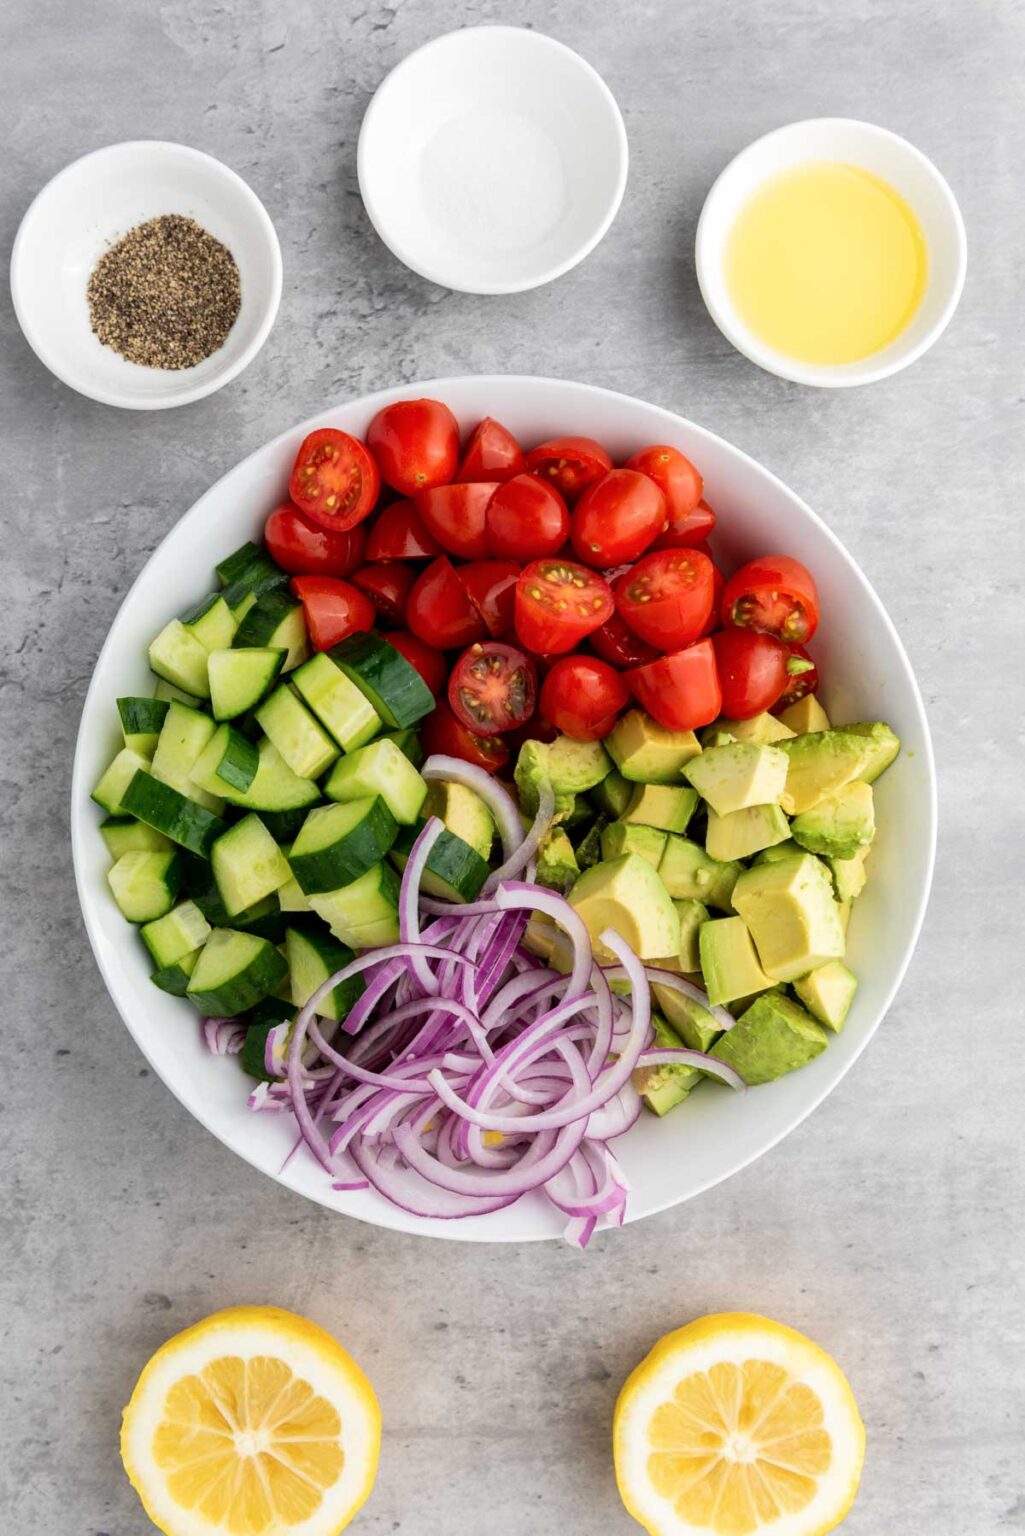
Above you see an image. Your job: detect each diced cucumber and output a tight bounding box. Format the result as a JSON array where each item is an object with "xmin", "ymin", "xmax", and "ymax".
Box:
[
  {"xmin": 234, "ymin": 591, "xmax": 309, "ymax": 671},
  {"xmin": 255, "ymin": 685, "xmax": 339, "ymax": 779},
  {"xmin": 151, "ymin": 947, "xmax": 202, "ymax": 996},
  {"xmin": 234, "ymin": 895, "xmax": 290, "ymax": 944},
  {"xmin": 191, "ymin": 724, "xmax": 260, "ymax": 797},
  {"xmin": 309, "ymin": 862, "xmax": 401, "ymax": 947},
  {"xmin": 149, "ymin": 618, "xmax": 211, "ymax": 699},
  {"xmin": 292, "ymin": 653, "xmax": 382, "ymax": 752},
  {"xmin": 186, "ymin": 928, "xmax": 289, "ymax": 1016},
  {"xmin": 121, "ymin": 770, "xmax": 228, "ymax": 857},
  {"xmin": 259, "ymin": 804, "xmax": 318, "ymax": 844},
  {"xmin": 286, "ymin": 921, "xmax": 363, "ymax": 1022},
  {"xmin": 193, "ymin": 734, "xmax": 321, "ymax": 812},
  {"xmin": 329, "ymin": 632, "xmax": 434, "ymax": 728},
  {"xmin": 186, "ymin": 859, "xmax": 284, "ymax": 932},
  {"xmin": 216, "ymin": 541, "xmax": 289, "ymax": 595},
  {"xmin": 391, "ymin": 821, "xmax": 490, "ymax": 902},
  {"xmin": 117, "ymin": 697, "xmax": 169, "ymax": 755},
  {"xmin": 92, "ymin": 748, "xmax": 154, "ymax": 815},
  {"xmin": 211, "ymin": 814, "xmax": 292, "ymax": 917},
  {"xmin": 277, "ymin": 868, "xmax": 311, "ymax": 912},
  {"xmin": 381, "ymin": 728, "xmax": 424, "ymax": 768},
  {"xmin": 107, "ymin": 849, "xmax": 184, "ymax": 923},
  {"xmin": 141, "ymin": 900, "xmax": 212, "ymax": 968},
  {"xmin": 208, "ymin": 647, "xmax": 285, "ymax": 722},
  {"xmin": 182, "ymin": 593, "xmax": 239, "ymax": 651},
  {"xmin": 289, "ymin": 797, "xmax": 398, "ymax": 895},
  {"xmin": 325, "ymin": 738, "xmax": 427, "ymax": 825},
  {"xmin": 151, "ymin": 701, "xmax": 223, "ymax": 811},
  {"xmin": 240, "ymin": 997, "xmax": 296, "ymax": 1081},
  {"xmin": 154, "ymin": 678, "xmax": 201, "ymax": 708},
  {"xmin": 100, "ymin": 816, "xmax": 173, "ymax": 858}
]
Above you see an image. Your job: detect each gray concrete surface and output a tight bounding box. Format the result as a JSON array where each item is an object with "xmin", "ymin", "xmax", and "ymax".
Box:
[{"xmin": 1, "ymin": 1, "xmax": 1022, "ymax": 1531}]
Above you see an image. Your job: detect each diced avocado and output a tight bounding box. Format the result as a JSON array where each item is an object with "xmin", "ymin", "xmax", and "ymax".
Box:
[
  {"xmin": 561, "ymin": 795, "xmax": 594, "ymax": 832},
  {"xmin": 424, "ymin": 781, "xmax": 494, "ymax": 860},
  {"xmin": 711, "ymin": 992, "xmax": 828, "ymax": 1084},
  {"xmin": 842, "ymin": 721, "xmax": 901, "ymax": 783},
  {"xmin": 605, "ymin": 709, "xmax": 701, "ymax": 784},
  {"xmin": 515, "ymin": 736, "xmax": 611, "ymax": 817},
  {"xmin": 620, "ymin": 783, "xmax": 698, "ymax": 834},
  {"xmin": 651, "ymin": 978, "xmax": 720, "ymax": 1052},
  {"xmin": 590, "ymin": 770, "xmax": 633, "ymax": 819},
  {"xmin": 706, "ymin": 803, "xmax": 791, "ymax": 862},
  {"xmin": 568, "ymin": 853, "xmax": 678, "ymax": 961},
  {"xmin": 634, "ymin": 1014, "xmax": 702, "ymax": 1116},
  {"xmin": 684, "ymin": 742, "xmax": 788, "ymax": 817},
  {"xmin": 674, "ymin": 898, "xmax": 709, "ymax": 972},
  {"xmin": 828, "ymin": 846, "xmax": 869, "ymax": 902},
  {"xmin": 698, "ymin": 916, "xmax": 774, "ymax": 1006},
  {"xmin": 600, "ymin": 822, "xmax": 667, "ymax": 869},
  {"xmin": 791, "ymin": 781, "xmax": 875, "ymax": 859},
  {"xmin": 793, "ymin": 960, "xmax": 858, "ymax": 1032},
  {"xmin": 536, "ymin": 828, "xmax": 580, "ymax": 892},
  {"xmin": 731, "ymin": 853, "xmax": 845, "ymax": 982},
  {"xmin": 573, "ymin": 815, "xmax": 608, "ymax": 871},
  {"xmin": 703, "ymin": 713, "xmax": 795, "ymax": 745},
  {"xmin": 659, "ymin": 836, "xmax": 741, "ymax": 911},
  {"xmin": 522, "ymin": 910, "xmax": 573, "ymax": 969},
  {"xmin": 779, "ymin": 730, "xmax": 881, "ymax": 815},
  {"xmin": 837, "ymin": 899, "xmax": 852, "ymax": 936},
  {"xmin": 777, "ymin": 695, "xmax": 830, "ymax": 734},
  {"xmin": 755, "ymin": 838, "xmax": 802, "ymax": 865}
]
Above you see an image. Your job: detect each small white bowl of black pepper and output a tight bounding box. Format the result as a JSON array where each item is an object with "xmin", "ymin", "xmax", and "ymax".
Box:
[{"xmin": 10, "ymin": 140, "xmax": 282, "ymax": 410}]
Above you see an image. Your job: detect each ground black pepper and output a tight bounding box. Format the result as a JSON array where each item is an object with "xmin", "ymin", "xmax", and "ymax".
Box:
[{"xmin": 86, "ymin": 214, "xmax": 241, "ymax": 369}]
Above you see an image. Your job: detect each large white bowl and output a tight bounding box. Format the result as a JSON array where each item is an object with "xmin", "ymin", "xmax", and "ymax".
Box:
[{"xmin": 71, "ymin": 376, "xmax": 936, "ymax": 1242}]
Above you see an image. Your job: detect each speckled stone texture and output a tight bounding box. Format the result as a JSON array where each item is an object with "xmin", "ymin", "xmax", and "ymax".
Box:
[{"xmin": 1, "ymin": 1, "xmax": 1022, "ymax": 1531}]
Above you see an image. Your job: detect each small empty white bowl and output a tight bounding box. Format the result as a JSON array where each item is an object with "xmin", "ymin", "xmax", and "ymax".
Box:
[
  {"xmin": 357, "ymin": 26, "xmax": 628, "ymax": 294},
  {"xmin": 695, "ymin": 118, "xmax": 967, "ymax": 387},
  {"xmin": 10, "ymin": 141, "xmax": 282, "ymax": 410}
]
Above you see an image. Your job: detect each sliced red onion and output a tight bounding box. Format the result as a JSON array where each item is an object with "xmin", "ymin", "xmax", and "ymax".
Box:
[
  {"xmin": 482, "ymin": 781, "xmax": 556, "ymax": 893},
  {"xmin": 422, "ymin": 753, "xmax": 523, "ymax": 860},
  {"xmin": 350, "ymin": 1136, "xmax": 518, "ymax": 1219},
  {"xmin": 202, "ymin": 1017, "xmax": 246, "ymax": 1056},
  {"xmin": 586, "ymin": 1079, "xmax": 642, "ymax": 1141},
  {"xmin": 606, "ymin": 964, "xmax": 738, "ymax": 1035},
  {"xmin": 493, "ymin": 882, "xmax": 593, "ymax": 1000},
  {"xmin": 635, "ymin": 1047, "xmax": 746, "ymax": 1092},
  {"xmin": 398, "ymin": 817, "xmax": 447, "ymax": 995}
]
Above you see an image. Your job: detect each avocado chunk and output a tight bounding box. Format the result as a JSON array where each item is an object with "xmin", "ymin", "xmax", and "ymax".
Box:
[
  {"xmin": 634, "ymin": 1013, "xmax": 702, "ymax": 1115},
  {"xmin": 699, "ymin": 916, "xmax": 775, "ymax": 1006},
  {"xmin": 777, "ymin": 695, "xmax": 830, "ymax": 734},
  {"xmin": 791, "ymin": 781, "xmax": 875, "ymax": 859},
  {"xmin": 674, "ymin": 898, "xmax": 709, "ymax": 971},
  {"xmin": 836, "ymin": 898, "xmax": 852, "ymax": 936},
  {"xmin": 793, "ymin": 959, "xmax": 858, "ymax": 1031},
  {"xmin": 568, "ymin": 853, "xmax": 678, "ymax": 961},
  {"xmin": 731, "ymin": 853, "xmax": 845, "ymax": 982},
  {"xmin": 711, "ymin": 992, "xmax": 829, "ymax": 1084},
  {"xmin": 683, "ymin": 741, "xmax": 788, "ymax": 817},
  {"xmin": 573, "ymin": 815, "xmax": 608, "ymax": 870},
  {"xmin": 535, "ymin": 827, "xmax": 580, "ymax": 892},
  {"xmin": 600, "ymin": 821, "xmax": 667, "ymax": 869},
  {"xmin": 779, "ymin": 729, "xmax": 891, "ymax": 815},
  {"xmin": 828, "ymin": 846, "xmax": 869, "ymax": 902},
  {"xmin": 589, "ymin": 769, "xmax": 633, "ymax": 819},
  {"xmin": 754, "ymin": 838, "xmax": 802, "ymax": 866},
  {"xmin": 424, "ymin": 780, "xmax": 494, "ymax": 859},
  {"xmin": 842, "ymin": 721, "xmax": 901, "ymax": 783},
  {"xmin": 605, "ymin": 709, "xmax": 702, "ymax": 783},
  {"xmin": 620, "ymin": 782, "xmax": 698, "ymax": 833},
  {"xmin": 703, "ymin": 713, "xmax": 795, "ymax": 745},
  {"xmin": 515, "ymin": 735, "xmax": 610, "ymax": 817},
  {"xmin": 651, "ymin": 977, "xmax": 720, "ymax": 1051},
  {"xmin": 706, "ymin": 803, "xmax": 791, "ymax": 862},
  {"xmin": 659, "ymin": 836, "xmax": 741, "ymax": 911}
]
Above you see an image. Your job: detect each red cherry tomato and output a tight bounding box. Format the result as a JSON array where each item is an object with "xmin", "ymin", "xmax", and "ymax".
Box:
[
  {"xmin": 540, "ymin": 656, "xmax": 630, "ymax": 742},
  {"xmin": 776, "ymin": 645, "xmax": 820, "ymax": 708},
  {"xmin": 616, "ymin": 548, "xmax": 716, "ymax": 650},
  {"xmin": 457, "ymin": 417, "xmax": 526, "ymax": 483},
  {"xmin": 384, "ymin": 631, "xmax": 447, "ymax": 697},
  {"xmin": 526, "ymin": 435, "xmax": 612, "ymax": 501},
  {"xmin": 711, "ymin": 628, "xmax": 789, "ymax": 719},
  {"xmin": 702, "ymin": 562, "xmax": 726, "ymax": 637},
  {"xmin": 290, "ymin": 576, "xmax": 376, "ymax": 652},
  {"xmin": 350, "ymin": 562, "xmax": 416, "ymax": 627},
  {"xmin": 571, "ymin": 469, "xmax": 667, "ymax": 567},
  {"xmin": 649, "ymin": 498, "xmax": 718, "ymax": 553},
  {"xmin": 486, "ymin": 474, "xmax": 569, "ymax": 561},
  {"xmin": 406, "ymin": 556, "xmax": 488, "ymax": 650},
  {"xmin": 588, "ymin": 606, "xmax": 661, "ymax": 668},
  {"xmin": 504, "ymin": 714, "xmax": 560, "ymax": 753},
  {"xmin": 366, "ymin": 398, "xmax": 460, "ymax": 497},
  {"xmin": 364, "ymin": 499, "xmax": 440, "ymax": 561},
  {"xmin": 414, "ymin": 482, "xmax": 497, "ymax": 560},
  {"xmin": 455, "ymin": 560, "xmax": 520, "ymax": 637},
  {"xmin": 626, "ymin": 444, "xmax": 704, "ymax": 521},
  {"xmin": 421, "ymin": 699, "xmax": 510, "ymax": 772},
  {"xmin": 514, "ymin": 559, "xmax": 615, "ymax": 655},
  {"xmin": 288, "ymin": 428, "xmax": 380, "ymax": 530},
  {"xmin": 448, "ymin": 642, "xmax": 537, "ymax": 737},
  {"xmin": 627, "ymin": 640, "xmax": 722, "ymax": 733},
  {"xmin": 721, "ymin": 555, "xmax": 820, "ymax": 644},
  {"xmin": 264, "ymin": 502, "xmax": 367, "ymax": 577}
]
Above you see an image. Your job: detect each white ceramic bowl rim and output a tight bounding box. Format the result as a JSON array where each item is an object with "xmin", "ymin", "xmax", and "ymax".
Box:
[{"xmin": 71, "ymin": 374, "xmax": 937, "ymax": 1242}]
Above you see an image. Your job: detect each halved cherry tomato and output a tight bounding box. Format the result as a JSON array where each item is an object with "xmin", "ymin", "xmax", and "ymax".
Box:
[
  {"xmin": 366, "ymin": 398, "xmax": 460, "ymax": 497},
  {"xmin": 421, "ymin": 699, "xmax": 510, "ymax": 771},
  {"xmin": 616, "ymin": 548, "xmax": 715, "ymax": 650},
  {"xmin": 649, "ymin": 498, "xmax": 718, "ymax": 553},
  {"xmin": 485, "ymin": 474, "xmax": 569, "ymax": 562},
  {"xmin": 457, "ymin": 417, "xmax": 526, "ymax": 483},
  {"xmin": 514, "ymin": 558, "xmax": 614, "ymax": 655},
  {"xmin": 588, "ymin": 606, "xmax": 661, "ymax": 668},
  {"xmin": 406, "ymin": 556, "xmax": 488, "ymax": 650},
  {"xmin": 776, "ymin": 644, "xmax": 820, "ymax": 708},
  {"xmin": 288, "ymin": 428, "xmax": 380, "ymax": 530},
  {"xmin": 701, "ymin": 562, "xmax": 726, "ymax": 637},
  {"xmin": 385, "ymin": 631, "xmax": 447, "ymax": 697},
  {"xmin": 526, "ymin": 435, "xmax": 612, "ymax": 501},
  {"xmin": 290, "ymin": 576, "xmax": 375, "ymax": 652},
  {"xmin": 571, "ymin": 469, "xmax": 667, "ymax": 567},
  {"xmin": 721, "ymin": 555, "xmax": 820, "ymax": 644},
  {"xmin": 627, "ymin": 640, "xmax": 722, "ymax": 733},
  {"xmin": 414, "ymin": 482, "xmax": 497, "ymax": 560},
  {"xmin": 364, "ymin": 499, "xmax": 440, "ymax": 561},
  {"xmin": 711, "ymin": 627, "xmax": 788, "ymax": 719},
  {"xmin": 455, "ymin": 560, "xmax": 519, "ymax": 637},
  {"xmin": 265, "ymin": 502, "xmax": 367, "ymax": 577},
  {"xmin": 448, "ymin": 642, "xmax": 537, "ymax": 737},
  {"xmin": 540, "ymin": 656, "xmax": 630, "ymax": 742},
  {"xmin": 350, "ymin": 563, "xmax": 416, "ymax": 627},
  {"xmin": 626, "ymin": 444, "xmax": 704, "ymax": 520}
]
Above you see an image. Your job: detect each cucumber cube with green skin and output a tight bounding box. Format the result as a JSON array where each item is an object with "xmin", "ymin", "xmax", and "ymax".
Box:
[
  {"xmin": 277, "ymin": 869, "xmax": 311, "ymax": 912},
  {"xmin": 286, "ymin": 922, "xmax": 364, "ymax": 1022},
  {"xmin": 208, "ymin": 648, "xmax": 285, "ymax": 723},
  {"xmin": 211, "ymin": 815, "xmax": 292, "ymax": 918},
  {"xmin": 192, "ymin": 733, "xmax": 320, "ymax": 813},
  {"xmin": 255, "ymin": 685, "xmax": 339, "ymax": 779},
  {"xmin": 391, "ymin": 822, "xmax": 490, "ymax": 903},
  {"xmin": 234, "ymin": 591, "xmax": 310, "ymax": 671},
  {"xmin": 186, "ymin": 928, "xmax": 289, "ymax": 1016},
  {"xmin": 711, "ymin": 992, "xmax": 829, "ymax": 1085},
  {"xmin": 107, "ymin": 849, "xmax": 184, "ymax": 923},
  {"xmin": 117, "ymin": 697, "xmax": 169, "ymax": 756},
  {"xmin": 600, "ymin": 821, "xmax": 667, "ymax": 869},
  {"xmin": 289, "ymin": 798, "xmax": 398, "ymax": 895},
  {"xmin": 182, "ymin": 593, "xmax": 239, "ymax": 652},
  {"xmin": 190, "ymin": 724, "xmax": 260, "ymax": 797},
  {"xmin": 153, "ymin": 678, "xmax": 201, "ymax": 708},
  {"xmin": 120, "ymin": 771, "xmax": 229, "ymax": 858},
  {"xmin": 328, "ymin": 631, "xmax": 435, "ymax": 728},
  {"xmin": 621, "ymin": 783, "xmax": 698, "ymax": 834},
  {"xmin": 100, "ymin": 817, "xmax": 173, "ymax": 859},
  {"xmin": 659, "ymin": 836, "xmax": 741, "ymax": 911},
  {"xmin": 92, "ymin": 748, "xmax": 155, "ymax": 816},
  {"xmin": 149, "ymin": 619, "xmax": 211, "ymax": 698},
  {"xmin": 292, "ymin": 653, "xmax": 382, "ymax": 752},
  {"xmin": 380, "ymin": 728, "xmax": 424, "ymax": 768},
  {"xmin": 216, "ymin": 541, "xmax": 289, "ymax": 594},
  {"xmin": 151, "ymin": 948, "xmax": 201, "ymax": 996},
  {"xmin": 141, "ymin": 900, "xmax": 211, "ymax": 968},
  {"xmin": 793, "ymin": 959, "xmax": 858, "ymax": 1031},
  {"xmin": 309, "ymin": 862, "xmax": 401, "ymax": 947},
  {"xmin": 325, "ymin": 739, "xmax": 427, "ymax": 825},
  {"xmin": 151, "ymin": 701, "xmax": 223, "ymax": 811}
]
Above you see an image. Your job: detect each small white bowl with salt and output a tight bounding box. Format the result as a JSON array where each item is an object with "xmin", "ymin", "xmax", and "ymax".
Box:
[{"xmin": 357, "ymin": 26, "xmax": 628, "ymax": 295}]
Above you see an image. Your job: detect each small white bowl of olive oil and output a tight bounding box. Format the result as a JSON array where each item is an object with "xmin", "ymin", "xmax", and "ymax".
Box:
[{"xmin": 695, "ymin": 118, "xmax": 966, "ymax": 387}]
